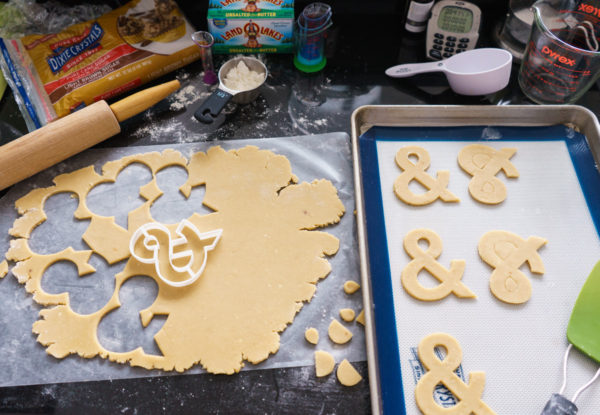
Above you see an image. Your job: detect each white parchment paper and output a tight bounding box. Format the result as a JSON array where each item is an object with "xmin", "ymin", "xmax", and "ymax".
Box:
[
  {"xmin": 0, "ymin": 133, "xmax": 365, "ymax": 387},
  {"xmin": 376, "ymin": 139, "xmax": 600, "ymax": 414}
]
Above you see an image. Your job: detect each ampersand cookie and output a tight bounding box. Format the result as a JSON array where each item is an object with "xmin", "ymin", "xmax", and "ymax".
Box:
[
  {"xmin": 394, "ymin": 146, "xmax": 459, "ymax": 206},
  {"xmin": 478, "ymin": 230, "xmax": 547, "ymax": 304},
  {"xmin": 415, "ymin": 332, "xmax": 496, "ymax": 415},
  {"xmin": 458, "ymin": 144, "xmax": 519, "ymax": 204},
  {"xmin": 402, "ymin": 229, "xmax": 476, "ymax": 301}
]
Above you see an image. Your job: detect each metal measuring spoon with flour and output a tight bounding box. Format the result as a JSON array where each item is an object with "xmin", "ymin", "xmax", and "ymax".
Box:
[{"xmin": 194, "ymin": 56, "xmax": 267, "ymax": 124}]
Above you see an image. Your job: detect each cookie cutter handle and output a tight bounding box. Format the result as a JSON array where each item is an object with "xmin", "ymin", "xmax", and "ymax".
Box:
[{"xmin": 194, "ymin": 88, "xmax": 233, "ymax": 124}]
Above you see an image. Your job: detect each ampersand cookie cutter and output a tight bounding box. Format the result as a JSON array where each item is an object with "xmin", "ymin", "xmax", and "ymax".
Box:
[
  {"xmin": 458, "ymin": 144, "xmax": 519, "ymax": 205},
  {"xmin": 415, "ymin": 332, "xmax": 496, "ymax": 415},
  {"xmin": 401, "ymin": 229, "xmax": 476, "ymax": 301},
  {"xmin": 129, "ymin": 219, "xmax": 222, "ymax": 288},
  {"xmin": 394, "ymin": 146, "xmax": 460, "ymax": 206},
  {"xmin": 478, "ymin": 230, "xmax": 547, "ymax": 304}
]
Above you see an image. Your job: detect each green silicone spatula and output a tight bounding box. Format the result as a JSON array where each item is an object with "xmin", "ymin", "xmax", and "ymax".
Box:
[{"xmin": 541, "ymin": 261, "xmax": 600, "ymax": 415}]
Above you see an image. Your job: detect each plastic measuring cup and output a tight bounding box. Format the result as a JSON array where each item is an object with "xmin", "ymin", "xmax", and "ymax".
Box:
[
  {"xmin": 518, "ymin": 0, "xmax": 600, "ymax": 104},
  {"xmin": 385, "ymin": 48, "xmax": 513, "ymax": 95},
  {"xmin": 294, "ymin": 3, "xmax": 332, "ymax": 73}
]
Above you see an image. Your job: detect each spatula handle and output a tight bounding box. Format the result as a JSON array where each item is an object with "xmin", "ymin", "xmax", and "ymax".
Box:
[{"xmin": 540, "ymin": 393, "xmax": 578, "ymax": 415}]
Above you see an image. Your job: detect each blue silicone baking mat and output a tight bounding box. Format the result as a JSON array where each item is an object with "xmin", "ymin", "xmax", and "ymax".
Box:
[{"xmin": 359, "ymin": 125, "xmax": 600, "ymax": 414}]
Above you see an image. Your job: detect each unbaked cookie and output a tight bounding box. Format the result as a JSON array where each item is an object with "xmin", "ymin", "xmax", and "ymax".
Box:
[
  {"xmin": 336, "ymin": 359, "xmax": 362, "ymax": 386},
  {"xmin": 458, "ymin": 144, "xmax": 518, "ymax": 204},
  {"xmin": 328, "ymin": 319, "xmax": 352, "ymax": 344},
  {"xmin": 402, "ymin": 229, "xmax": 476, "ymax": 301},
  {"xmin": 314, "ymin": 350, "xmax": 335, "ymax": 377},
  {"xmin": 305, "ymin": 328, "xmax": 319, "ymax": 345},
  {"xmin": 478, "ymin": 230, "xmax": 546, "ymax": 304},
  {"xmin": 394, "ymin": 146, "xmax": 459, "ymax": 206}
]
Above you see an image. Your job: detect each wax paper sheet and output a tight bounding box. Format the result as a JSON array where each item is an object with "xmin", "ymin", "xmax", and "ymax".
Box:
[
  {"xmin": 374, "ymin": 137, "xmax": 600, "ymax": 414},
  {"xmin": 0, "ymin": 133, "xmax": 365, "ymax": 387}
]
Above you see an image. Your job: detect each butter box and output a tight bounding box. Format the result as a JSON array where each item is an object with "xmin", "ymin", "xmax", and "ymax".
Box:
[
  {"xmin": 208, "ymin": 9, "xmax": 294, "ymax": 54},
  {"xmin": 208, "ymin": 0, "xmax": 294, "ymax": 11}
]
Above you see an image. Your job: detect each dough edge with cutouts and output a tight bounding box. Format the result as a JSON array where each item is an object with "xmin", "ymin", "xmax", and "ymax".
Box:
[{"xmin": 5, "ymin": 145, "xmax": 346, "ymax": 375}]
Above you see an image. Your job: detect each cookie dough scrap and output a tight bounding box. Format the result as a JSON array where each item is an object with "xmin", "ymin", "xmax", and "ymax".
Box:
[
  {"xmin": 402, "ymin": 229, "xmax": 476, "ymax": 301},
  {"xmin": 343, "ymin": 280, "xmax": 360, "ymax": 294},
  {"xmin": 356, "ymin": 309, "xmax": 365, "ymax": 326},
  {"xmin": 394, "ymin": 146, "xmax": 459, "ymax": 206},
  {"xmin": 339, "ymin": 308, "xmax": 355, "ymax": 322},
  {"xmin": 305, "ymin": 327, "xmax": 319, "ymax": 345},
  {"xmin": 415, "ymin": 332, "xmax": 496, "ymax": 415},
  {"xmin": 314, "ymin": 350, "xmax": 335, "ymax": 377},
  {"xmin": 6, "ymin": 146, "xmax": 346, "ymax": 374},
  {"xmin": 328, "ymin": 319, "xmax": 352, "ymax": 344},
  {"xmin": 0, "ymin": 260, "xmax": 7, "ymax": 278},
  {"xmin": 479, "ymin": 230, "xmax": 547, "ymax": 304},
  {"xmin": 337, "ymin": 359, "xmax": 362, "ymax": 386},
  {"xmin": 458, "ymin": 144, "xmax": 519, "ymax": 205}
]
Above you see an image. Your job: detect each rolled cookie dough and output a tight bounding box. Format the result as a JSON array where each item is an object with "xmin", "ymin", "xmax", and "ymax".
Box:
[{"xmin": 6, "ymin": 146, "xmax": 346, "ymax": 374}]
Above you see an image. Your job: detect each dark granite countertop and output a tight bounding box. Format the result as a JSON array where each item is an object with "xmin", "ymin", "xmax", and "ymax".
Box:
[{"xmin": 0, "ymin": 3, "xmax": 599, "ymax": 414}]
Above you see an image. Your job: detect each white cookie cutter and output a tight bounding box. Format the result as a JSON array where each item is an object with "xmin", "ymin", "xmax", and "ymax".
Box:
[{"xmin": 129, "ymin": 220, "xmax": 222, "ymax": 288}]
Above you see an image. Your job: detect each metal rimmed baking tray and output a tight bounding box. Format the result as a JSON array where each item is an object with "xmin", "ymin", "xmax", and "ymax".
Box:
[{"xmin": 351, "ymin": 105, "xmax": 600, "ymax": 415}]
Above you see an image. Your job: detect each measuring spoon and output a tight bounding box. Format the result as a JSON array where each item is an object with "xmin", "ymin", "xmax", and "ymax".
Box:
[
  {"xmin": 385, "ymin": 48, "xmax": 513, "ymax": 95},
  {"xmin": 194, "ymin": 56, "xmax": 267, "ymax": 124}
]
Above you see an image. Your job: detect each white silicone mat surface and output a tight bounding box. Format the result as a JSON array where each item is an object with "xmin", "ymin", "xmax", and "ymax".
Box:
[{"xmin": 374, "ymin": 137, "xmax": 600, "ymax": 414}]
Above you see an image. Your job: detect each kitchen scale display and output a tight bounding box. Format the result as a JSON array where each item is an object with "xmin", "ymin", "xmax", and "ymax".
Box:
[{"xmin": 426, "ymin": 0, "xmax": 481, "ymax": 60}]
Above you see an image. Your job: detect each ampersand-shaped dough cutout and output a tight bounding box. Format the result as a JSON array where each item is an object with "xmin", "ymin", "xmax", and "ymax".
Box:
[
  {"xmin": 478, "ymin": 230, "xmax": 547, "ymax": 304},
  {"xmin": 394, "ymin": 146, "xmax": 460, "ymax": 206},
  {"xmin": 402, "ymin": 229, "xmax": 476, "ymax": 301},
  {"xmin": 458, "ymin": 144, "xmax": 519, "ymax": 205},
  {"xmin": 415, "ymin": 332, "xmax": 496, "ymax": 415}
]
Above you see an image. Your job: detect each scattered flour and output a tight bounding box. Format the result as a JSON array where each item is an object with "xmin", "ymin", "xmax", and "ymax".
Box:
[{"xmin": 169, "ymin": 84, "xmax": 211, "ymax": 111}]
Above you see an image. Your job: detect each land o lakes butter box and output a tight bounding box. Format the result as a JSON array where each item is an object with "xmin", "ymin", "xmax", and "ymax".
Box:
[
  {"xmin": 208, "ymin": 0, "xmax": 294, "ymax": 12},
  {"xmin": 207, "ymin": 9, "xmax": 294, "ymax": 54}
]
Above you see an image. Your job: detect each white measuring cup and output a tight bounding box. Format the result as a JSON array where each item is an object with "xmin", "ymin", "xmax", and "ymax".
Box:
[{"xmin": 385, "ymin": 48, "xmax": 513, "ymax": 95}]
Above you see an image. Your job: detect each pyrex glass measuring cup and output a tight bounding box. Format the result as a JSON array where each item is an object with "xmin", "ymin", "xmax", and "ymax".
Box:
[{"xmin": 518, "ymin": 0, "xmax": 600, "ymax": 104}]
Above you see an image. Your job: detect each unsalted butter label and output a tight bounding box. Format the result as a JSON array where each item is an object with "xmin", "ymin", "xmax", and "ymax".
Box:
[
  {"xmin": 208, "ymin": 0, "xmax": 294, "ymax": 11},
  {"xmin": 208, "ymin": 11, "xmax": 293, "ymax": 54}
]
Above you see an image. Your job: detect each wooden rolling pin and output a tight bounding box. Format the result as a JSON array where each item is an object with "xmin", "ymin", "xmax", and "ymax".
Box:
[{"xmin": 0, "ymin": 80, "xmax": 180, "ymax": 191}]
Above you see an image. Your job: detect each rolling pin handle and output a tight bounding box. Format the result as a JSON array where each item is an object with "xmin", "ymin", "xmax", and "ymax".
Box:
[{"xmin": 194, "ymin": 88, "xmax": 233, "ymax": 124}]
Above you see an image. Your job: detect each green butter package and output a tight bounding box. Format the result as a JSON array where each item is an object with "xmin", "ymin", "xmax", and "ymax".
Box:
[
  {"xmin": 207, "ymin": 8, "xmax": 294, "ymax": 54},
  {"xmin": 208, "ymin": 0, "xmax": 294, "ymax": 12}
]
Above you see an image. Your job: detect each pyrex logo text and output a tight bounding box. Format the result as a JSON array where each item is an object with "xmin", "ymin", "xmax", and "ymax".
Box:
[
  {"xmin": 541, "ymin": 45, "xmax": 576, "ymax": 66},
  {"xmin": 578, "ymin": 2, "xmax": 600, "ymax": 17}
]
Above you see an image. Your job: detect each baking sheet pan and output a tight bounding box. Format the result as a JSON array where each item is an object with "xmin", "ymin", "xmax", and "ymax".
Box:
[
  {"xmin": 0, "ymin": 133, "xmax": 366, "ymax": 387},
  {"xmin": 352, "ymin": 105, "xmax": 600, "ymax": 415}
]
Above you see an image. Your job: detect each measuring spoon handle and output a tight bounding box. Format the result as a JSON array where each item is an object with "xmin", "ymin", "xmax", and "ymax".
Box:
[
  {"xmin": 194, "ymin": 88, "xmax": 233, "ymax": 124},
  {"xmin": 385, "ymin": 61, "xmax": 445, "ymax": 78}
]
